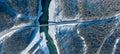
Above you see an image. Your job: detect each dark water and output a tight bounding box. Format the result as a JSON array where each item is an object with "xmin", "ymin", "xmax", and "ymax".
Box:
[{"xmin": 39, "ymin": 0, "xmax": 58, "ymax": 54}]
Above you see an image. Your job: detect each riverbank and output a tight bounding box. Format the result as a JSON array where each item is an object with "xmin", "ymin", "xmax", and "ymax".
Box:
[{"xmin": 39, "ymin": 0, "xmax": 58, "ymax": 54}]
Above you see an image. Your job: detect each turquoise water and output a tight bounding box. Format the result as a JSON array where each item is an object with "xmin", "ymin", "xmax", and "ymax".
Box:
[{"xmin": 39, "ymin": 0, "xmax": 58, "ymax": 54}]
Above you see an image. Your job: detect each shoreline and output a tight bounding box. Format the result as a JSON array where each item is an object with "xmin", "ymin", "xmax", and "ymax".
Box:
[{"xmin": 39, "ymin": 0, "xmax": 58, "ymax": 54}]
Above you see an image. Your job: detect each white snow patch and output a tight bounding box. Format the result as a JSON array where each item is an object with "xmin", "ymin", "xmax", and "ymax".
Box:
[
  {"xmin": 21, "ymin": 28, "xmax": 40, "ymax": 54},
  {"xmin": 21, "ymin": 29, "xmax": 40, "ymax": 54},
  {"xmin": 48, "ymin": 0, "xmax": 60, "ymax": 54},
  {"xmin": 112, "ymin": 38, "xmax": 120, "ymax": 54},
  {"xmin": 40, "ymin": 32, "xmax": 50, "ymax": 54},
  {"xmin": 16, "ymin": 14, "xmax": 22, "ymax": 18},
  {"xmin": 40, "ymin": 32, "xmax": 47, "ymax": 47},
  {"xmin": 32, "ymin": 46, "xmax": 39, "ymax": 54},
  {"xmin": 80, "ymin": 36, "xmax": 88, "ymax": 54},
  {"xmin": 77, "ymin": 29, "xmax": 79, "ymax": 34}
]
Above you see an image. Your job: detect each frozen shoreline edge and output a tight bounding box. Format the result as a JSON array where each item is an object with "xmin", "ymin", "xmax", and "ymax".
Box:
[{"xmin": 48, "ymin": 0, "xmax": 60, "ymax": 54}]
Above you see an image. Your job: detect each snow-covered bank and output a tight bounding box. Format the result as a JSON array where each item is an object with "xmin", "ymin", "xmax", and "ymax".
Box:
[
  {"xmin": 48, "ymin": 0, "xmax": 60, "ymax": 54},
  {"xmin": 48, "ymin": 0, "xmax": 86, "ymax": 54},
  {"xmin": 40, "ymin": 32, "xmax": 50, "ymax": 54}
]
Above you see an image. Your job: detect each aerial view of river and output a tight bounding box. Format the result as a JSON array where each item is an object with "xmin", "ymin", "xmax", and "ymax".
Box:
[{"xmin": 39, "ymin": 0, "xmax": 58, "ymax": 54}]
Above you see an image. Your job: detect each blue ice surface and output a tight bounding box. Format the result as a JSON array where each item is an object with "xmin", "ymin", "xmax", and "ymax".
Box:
[
  {"xmin": 73, "ymin": 0, "xmax": 77, "ymax": 6},
  {"xmin": 0, "ymin": 0, "xmax": 17, "ymax": 17},
  {"xmin": 79, "ymin": 17, "xmax": 118, "ymax": 27},
  {"xmin": 31, "ymin": 0, "xmax": 42, "ymax": 44},
  {"xmin": 0, "ymin": 0, "xmax": 5, "ymax": 2},
  {"xmin": 36, "ymin": 0, "xmax": 42, "ymax": 27}
]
